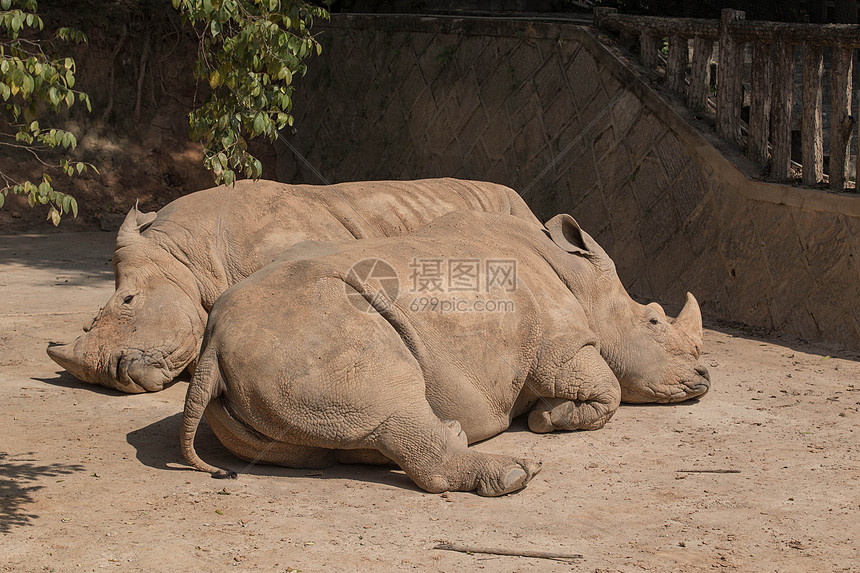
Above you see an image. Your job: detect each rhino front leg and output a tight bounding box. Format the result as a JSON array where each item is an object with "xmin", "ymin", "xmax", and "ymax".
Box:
[{"xmin": 529, "ymin": 344, "xmax": 621, "ymax": 432}]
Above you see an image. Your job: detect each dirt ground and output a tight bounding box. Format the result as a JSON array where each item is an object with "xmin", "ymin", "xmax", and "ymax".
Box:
[{"xmin": 0, "ymin": 231, "xmax": 857, "ymax": 573}]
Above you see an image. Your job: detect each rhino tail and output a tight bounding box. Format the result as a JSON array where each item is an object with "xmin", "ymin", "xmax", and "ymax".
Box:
[{"xmin": 180, "ymin": 348, "xmax": 236, "ymax": 479}]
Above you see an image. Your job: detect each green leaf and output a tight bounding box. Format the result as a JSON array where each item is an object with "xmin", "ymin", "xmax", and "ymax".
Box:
[
  {"xmin": 21, "ymin": 74, "xmax": 33, "ymax": 97},
  {"xmin": 252, "ymin": 112, "xmax": 266, "ymax": 135},
  {"xmin": 172, "ymin": 0, "xmax": 329, "ymax": 186}
]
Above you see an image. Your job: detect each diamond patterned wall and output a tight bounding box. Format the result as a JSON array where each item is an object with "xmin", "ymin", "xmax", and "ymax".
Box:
[{"xmin": 277, "ymin": 15, "xmax": 860, "ymax": 350}]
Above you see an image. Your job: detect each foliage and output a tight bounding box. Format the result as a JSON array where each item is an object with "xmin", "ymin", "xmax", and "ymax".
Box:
[
  {"xmin": 172, "ymin": 0, "xmax": 328, "ymax": 185},
  {"xmin": 0, "ymin": 0, "xmax": 95, "ymax": 225}
]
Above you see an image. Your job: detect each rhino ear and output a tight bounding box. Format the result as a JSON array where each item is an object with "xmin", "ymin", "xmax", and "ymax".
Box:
[
  {"xmin": 545, "ymin": 214, "xmax": 594, "ymax": 256},
  {"xmin": 117, "ymin": 204, "xmax": 157, "ymax": 246}
]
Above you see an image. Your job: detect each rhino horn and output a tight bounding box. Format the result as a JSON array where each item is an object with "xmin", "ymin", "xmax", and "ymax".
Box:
[
  {"xmin": 674, "ymin": 292, "xmax": 704, "ymax": 353},
  {"xmin": 117, "ymin": 203, "xmax": 157, "ymax": 247},
  {"xmin": 47, "ymin": 339, "xmax": 88, "ymax": 382}
]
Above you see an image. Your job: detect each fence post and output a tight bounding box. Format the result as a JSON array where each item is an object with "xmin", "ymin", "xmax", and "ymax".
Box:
[
  {"xmin": 716, "ymin": 9, "xmax": 746, "ymax": 143},
  {"xmin": 771, "ymin": 36, "xmax": 794, "ymax": 180},
  {"xmin": 666, "ymin": 35, "xmax": 688, "ymax": 93},
  {"xmin": 747, "ymin": 42, "xmax": 773, "ymax": 166},
  {"xmin": 830, "ymin": 44, "xmax": 854, "ymax": 191},
  {"xmin": 801, "ymin": 43, "xmax": 824, "ymax": 185},
  {"xmin": 688, "ymin": 37, "xmax": 712, "ymax": 111},
  {"xmin": 640, "ymin": 32, "xmax": 659, "ymax": 69}
]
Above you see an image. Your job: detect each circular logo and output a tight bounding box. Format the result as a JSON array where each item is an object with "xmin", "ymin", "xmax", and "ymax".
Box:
[{"xmin": 344, "ymin": 258, "xmax": 400, "ymax": 313}]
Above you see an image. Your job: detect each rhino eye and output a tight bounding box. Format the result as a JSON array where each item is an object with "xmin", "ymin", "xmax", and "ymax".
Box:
[
  {"xmin": 123, "ymin": 295, "xmax": 135, "ymax": 304},
  {"xmin": 649, "ymin": 318, "xmax": 659, "ymax": 325}
]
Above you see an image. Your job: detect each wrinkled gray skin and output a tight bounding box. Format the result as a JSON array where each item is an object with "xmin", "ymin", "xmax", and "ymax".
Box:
[
  {"xmin": 47, "ymin": 178, "xmax": 540, "ymax": 393},
  {"xmin": 182, "ymin": 210, "xmax": 709, "ymax": 496}
]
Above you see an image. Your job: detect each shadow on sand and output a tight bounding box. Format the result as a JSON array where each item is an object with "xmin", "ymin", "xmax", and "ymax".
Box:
[
  {"xmin": 127, "ymin": 413, "xmax": 422, "ymax": 494},
  {"xmin": 0, "ymin": 452, "xmax": 84, "ymax": 533},
  {"xmin": 0, "ymin": 232, "xmax": 114, "ymax": 284},
  {"xmin": 34, "ymin": 369, "xmax": 187, "ymax": 396},
  {"xmin": 34, "ymin": 371, "xmax": 128, "ymax": 396}
]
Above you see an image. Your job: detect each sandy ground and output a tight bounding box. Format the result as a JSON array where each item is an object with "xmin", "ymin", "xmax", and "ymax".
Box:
[{"xmin": 0, "ymin": 232, "xmax": 858, "ymax": 573}]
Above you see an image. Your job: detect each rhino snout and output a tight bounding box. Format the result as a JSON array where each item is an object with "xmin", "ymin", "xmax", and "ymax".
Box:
[
  {"xmin": 685, "ymin": 364, "xmax": 711, "ymax": 398},
  {"xmin": 115, "ymin": 349, "xmax": 172, "ymax": 393}
]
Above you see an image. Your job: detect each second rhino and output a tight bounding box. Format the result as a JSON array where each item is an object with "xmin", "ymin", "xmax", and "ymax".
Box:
[{"xmin": 182, "ymin": 210, "xmax": 710, "ymax": 496}]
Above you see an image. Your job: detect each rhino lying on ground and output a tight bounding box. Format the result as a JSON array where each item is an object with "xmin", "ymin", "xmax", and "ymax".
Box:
[
  {"xmin": 47, "ymin": 178, "xmax": 540, "ymax": 393},
  {"xmin": 181, "ymin": 210, "xmax": 709, "ymax": 496}
]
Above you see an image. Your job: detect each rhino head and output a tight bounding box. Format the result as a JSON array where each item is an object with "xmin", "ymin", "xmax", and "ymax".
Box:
[
  {"xmin": 46, "ymin": 207, "xmax": 207, "ymax": 393},
  {"xmin": 545, "ymin": 214, "xmax": 710, "ymax": 403}
]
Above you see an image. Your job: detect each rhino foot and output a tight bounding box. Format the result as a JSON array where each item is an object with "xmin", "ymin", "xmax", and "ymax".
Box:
[
  {"xmin": 422, "ymin": 455, "xmax": 541, "ymax": 496},
  {"xmin": 376, "ymin": 404, "xmax": 539, "ymax": 496},
  {"xmin": 528, "ymin": 395, "xmax": 617, "ymax": 433},
  {"xmin": 475, "ymin": 457, "xmax": 542, "ymax": 497}
]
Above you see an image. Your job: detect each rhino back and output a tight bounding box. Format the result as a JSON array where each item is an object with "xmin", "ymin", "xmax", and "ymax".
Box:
[
  {"xmin": 211, "ymin": 212, "xmax": 577, "ymax": 442},
  {"xmin": 138, "ymin": 178, "xmax": 537, "ymax": 309}
]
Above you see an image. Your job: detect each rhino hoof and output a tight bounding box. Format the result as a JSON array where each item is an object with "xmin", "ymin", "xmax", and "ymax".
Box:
[
  {"xmin": 477, "ymin": 460, "xmax": 540, "ymax": 497},
  {"xmin": 503, "ymin": 467, "xmax": 527, "ymax": 489},
  {"xmin": 212, "ymin": 469, "xmax": 238, "ymax": 480},
  {"xmin": 527, "ymin": 408, "xmax": 554, "ymax": 433},
  {"xmin": 522, "ymin": 459, "xmax": 543, "ymax": 478}
]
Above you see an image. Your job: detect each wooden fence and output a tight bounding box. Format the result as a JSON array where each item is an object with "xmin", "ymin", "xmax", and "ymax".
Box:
[{"xmin": 594, "ymin": 7, "xmax": 860, "ymax": 191}]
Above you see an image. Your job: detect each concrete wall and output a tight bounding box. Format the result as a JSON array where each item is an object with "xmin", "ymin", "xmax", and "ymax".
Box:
[{"xmin": 279, "ymin": 14, "xmax": 860, "ymax": 349}]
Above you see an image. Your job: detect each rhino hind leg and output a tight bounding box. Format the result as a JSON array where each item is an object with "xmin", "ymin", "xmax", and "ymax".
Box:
[
  {"xmin": 329, "ymin": 422, "xmax": 465, "ymax": 467},
  {"xmin": 204, "ymin": 400, "xmax": 337, "ymax": 470},
  {"xmin": 374, "ymin": 402, "xmax": 541, "ymax": 496}
]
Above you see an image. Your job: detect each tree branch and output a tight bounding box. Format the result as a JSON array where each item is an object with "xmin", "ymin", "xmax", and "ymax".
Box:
[{"xmin": 434, "ymin": 543, "xmax": 583, "ymax": 562}]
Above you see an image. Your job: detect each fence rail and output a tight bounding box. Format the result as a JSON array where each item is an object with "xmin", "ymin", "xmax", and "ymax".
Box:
[{"xmin": 594, "ymin": 7, "xmax": 860, "ymax": 191}]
